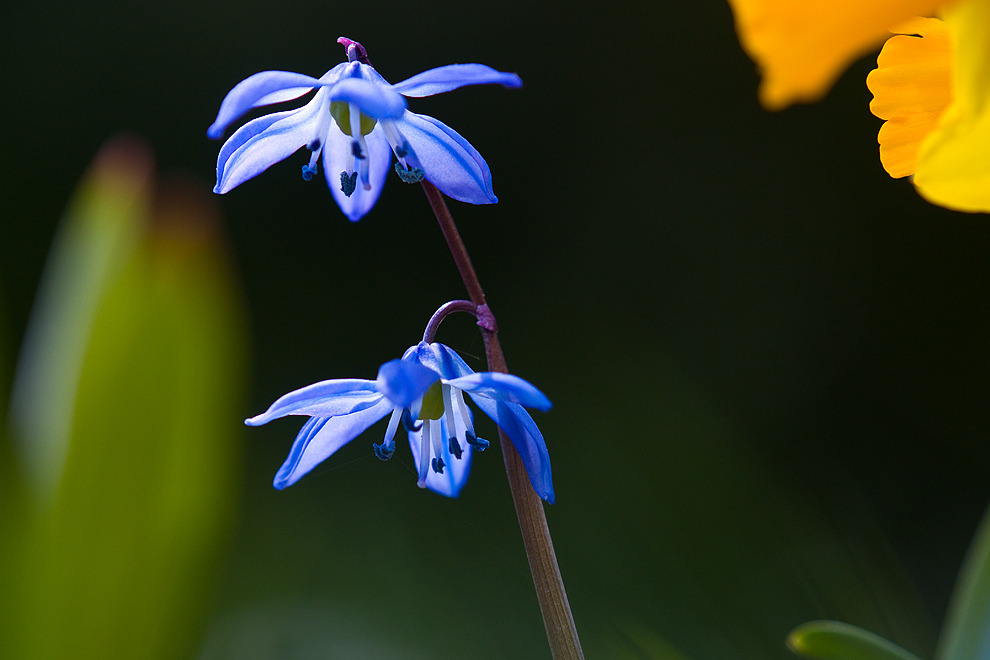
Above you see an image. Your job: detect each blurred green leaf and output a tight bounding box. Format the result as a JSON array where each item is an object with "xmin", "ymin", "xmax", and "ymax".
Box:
[
  {"xmin": 788, "ymin": 621, "xmax": 925, "ymax": 660},
  {"xmin": 936, "ymin": 504, "xmax": 990, "ymax": 660},
  {"xmin": 6, "ymin": 139, "xmax": 248, "ymax": 660},
  {"xmin": 9, "ymin": 138, "xmax": 151, "ymax": 501}
]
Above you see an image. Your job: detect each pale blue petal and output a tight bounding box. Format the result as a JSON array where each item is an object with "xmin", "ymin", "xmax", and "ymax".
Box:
[
  {"xmin": 398, "ymin": 112, "xmax": 497, "ymax": 204},
  {"xmin": 318, "ymin": 62, "xmax": 349, "ymax": 85},
  {"xmin": 208, "ymin": 70, "xmax": 323, "ymax": 139},
  {"xmin": 408, "ymin": 415, "xmax": 472, "ymax": 497},
  {"xmin": 375, "ymin": 358, "xmax": 439, "ymax": 408},
  {"xmin": 215, "ymin": 91, "xmax": 327, "ymax": 194},
  {"xmin": 468, "ymin": 397, "xmax": 554, "ymax": 504},
  {"xmin": 392, "ymin": 64, "xmax": 522, "ymax": 98},
  {"xmin": 245, "ymin": 378, "xmax": 382, "ymax": 426},
  {"xmin": 272, "ymin": 398, "xmax": 394, "ymax": 489},
  {"xmin": 446, "ymin": 373, "xmax": 552, "ymax": 411},
  {"xmin": 323, "ymin": 122, "xmax": 392, "ymax": 221},
  {"xmin": 326, "ymin": 77, "xmax": 406, "ymax": 119}
]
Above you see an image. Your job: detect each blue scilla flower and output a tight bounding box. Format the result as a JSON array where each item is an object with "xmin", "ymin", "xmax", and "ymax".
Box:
[
  {"xmin": 247, "ymin": 342, "xmax": 554, "ymax": 502},
  {"xmin": 208, "ymin": 37, "xmax": 522, "ymax": 221}
]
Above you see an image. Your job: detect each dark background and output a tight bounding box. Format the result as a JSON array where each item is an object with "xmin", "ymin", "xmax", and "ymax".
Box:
[{"xmin": 4, "ymin": 1, "xmax": 990, "ymax": 658}]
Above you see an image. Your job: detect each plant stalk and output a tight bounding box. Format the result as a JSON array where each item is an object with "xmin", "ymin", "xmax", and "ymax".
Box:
[{"xmin": 421, "ymin": 180, "xmax": 584, "ymax": 660}]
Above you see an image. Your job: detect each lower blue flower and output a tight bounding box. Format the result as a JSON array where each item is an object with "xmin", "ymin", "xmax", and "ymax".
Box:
[{"xmin": 247, "ymin": 342, "xmax": 554, "ymax": 502}]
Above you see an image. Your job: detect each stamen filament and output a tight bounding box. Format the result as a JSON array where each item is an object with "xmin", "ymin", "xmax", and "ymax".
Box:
[
  {"xmin": 431, "ymin": 417, "xmax": 443, "ymax": 465},
  {"xmin": 442, "ymin": 384, "xmax": 462, "ymax": 460},
  {"xmin": 349, "ymin": 103, "xmax": 372, "ymax": 190},
  {"xmin": 383, "ymin": 408, "xmax": 401, "ymax": 446},
  {"xmin": 453, "ymin": 388, "xmax": 473, "ymax": 434},
  {"xmin": 417, "ymin": 419, "xmax": 431, "ymax": 488}
]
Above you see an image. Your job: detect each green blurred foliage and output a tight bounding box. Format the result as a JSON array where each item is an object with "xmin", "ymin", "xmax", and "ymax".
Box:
[
  {"xmin": 937, "ymin": 506, "xmax": 990, "ymax": 660},
  {"xmin": 1, "ymin": 138, "xmax": 248, "ymax": 660},
  {"xmin": 789, "ymin": 621, "xmax": 923, "ymax": 660}
]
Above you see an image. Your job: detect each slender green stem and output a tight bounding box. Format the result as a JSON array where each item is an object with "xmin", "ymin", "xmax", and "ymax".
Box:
[{"xmin": 421, "ymin": 180, "xmax": 585, "ymax": 660}]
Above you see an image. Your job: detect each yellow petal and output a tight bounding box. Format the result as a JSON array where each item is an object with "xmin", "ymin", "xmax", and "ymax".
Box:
[
  {"xmin": 727, "ymin": 0, "xmax": 954, "ymax": 110},
  {"xmin": 866, "ymin": 18, "xmax": 952, "ymax": 178},
  {"xmin": 915, "ymin": 0, "xmax": 990, "ymax": 212}
]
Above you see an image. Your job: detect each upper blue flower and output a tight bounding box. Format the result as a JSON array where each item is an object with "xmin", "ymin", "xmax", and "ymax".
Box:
[
  {"xmin": 246, "ymin": 341, "xmax": 554, "ymax": 502},
  {"xmin": 208, "ymin": 37, "xmax": 522, "ymax": 222}
]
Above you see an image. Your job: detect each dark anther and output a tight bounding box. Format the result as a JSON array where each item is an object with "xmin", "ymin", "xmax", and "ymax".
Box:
[
  {"xmin": 394, "ymin": 163, "xmax": 425, "ymax": 184},
  {"xmin": 308, "ymin": 139, "xmax": 321, "ymax": 151},
  {"xmin": 465, "ymin": 431, "xmax": 489, "ymax": 451},
  {"xmin": 373, "ymin": 442, "xmax": 395, "ymax": 461},
  {"xmin": 431, "ymin": 457, "xmax": 445, "ymax": 474},
  {"xmin": 448, "ymin": 437, "xmax": 462, "ymax": 460},
  {"xmin": 401, "ymin": 409, "xmax": 422, "ymax": 432},
  {"xmin": 394, "ymin": 145, "xmax": 408, "ymax": 158},
  {"xmin": 351, "ymin": 141, "xmax": 365, "ymax": 159},
  {"xmin": 340, "ymin": 171, "xmax": 358, "ymax": 197}
]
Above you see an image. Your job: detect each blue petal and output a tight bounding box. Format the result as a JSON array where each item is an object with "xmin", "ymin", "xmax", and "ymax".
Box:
[
  {"xmin": 323, "ymin": 122, "xmax": 392, "ymax": 221},
  {"xmin": 396, "ymin": 112, "xmax": 497, "ymax": 204},
  {"xmin": 326, "ymin": 77, "xmax": 406, "ymax": 119},
  {"xmin": 375, "ymin": 358, "xmax": 439, "ymax": 408},
  {"xmin": 245, "ymin": 378, "xmax": 382, "ymax": 426},
  {"xmin": 392, "ymin": 63, "xmax": 523, "ymax": 98},
  {"xmin": 445, "ymin": 373, "xmax": 552, "ymax": 411},
  {"xmin": 272, "ymin": 398, "xmax": 394, "ymax": 489},
  {"xmin": 408, "ymin": 415, "xmax": 473, "ymax": 497},
  {"xmin": 215, "ymin": 91, "xmax": 327, "ymax": 194},
  {"xmin": 407, "ymin": 342, "xmax": 475, "ymax": 380},
  {"xmin": 208, "ymin": 70, "xmax": 323, "ymax": 139},
  {"xmin": 469, "ymin": 397, "xmax": 554, "ymax": 504}
]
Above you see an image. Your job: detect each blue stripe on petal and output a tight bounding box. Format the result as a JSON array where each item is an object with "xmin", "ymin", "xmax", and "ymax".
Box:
[
  {"xmin": 469, "ymin": 397, "xmax": 555, "ymax": 504},
  {"xmin": 245, "ymin": 378, "xmax": 381, "ymax": 426},
  {"xmin": 396, "ymin": 112, "xmax": 497, "ymax": 204},
  {"xmin": 392, "ymin": 63, "xmax": 522, "ymax": 98},
  {"xmin": 445, "ymin": 373, "xmax": 552, "ymax": 411},
  {"xmin": 430, "ymin": 342, "xmax": 476, "ymax": 379},
  {"xmin": 215, "ymin": 91, "xmax": 328, "ymax": 194},
  {"xmin": 208, "ymin": 70, "xmax": 323, "ymax": 139},
  {"xmin": 273, "ymin": 398, "xmax": 394, "ymax": 489}
]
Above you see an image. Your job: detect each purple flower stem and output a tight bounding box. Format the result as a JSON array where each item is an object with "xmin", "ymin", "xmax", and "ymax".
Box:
[{"xmin": 421, "ymin": 180, "xmax": 585, "ymax": 660}]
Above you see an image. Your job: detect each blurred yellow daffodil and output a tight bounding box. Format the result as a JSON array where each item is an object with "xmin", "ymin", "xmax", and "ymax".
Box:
[
  {"xmin": 726, "ymin": 0, "xmax": 953, "ymax": 110},
  {"xmin": 729, "ymin": 0, "xmax": 990, "ymax": 213}
]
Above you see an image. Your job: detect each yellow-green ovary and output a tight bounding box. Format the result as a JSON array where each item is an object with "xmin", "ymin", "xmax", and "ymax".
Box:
[
  {"xmin": 418, "ymin": 382, "xmax": 445, "ymax": 420},
  {"xmin": 330, "ymin": 102, "xmax": 378, "ymax": 136}
]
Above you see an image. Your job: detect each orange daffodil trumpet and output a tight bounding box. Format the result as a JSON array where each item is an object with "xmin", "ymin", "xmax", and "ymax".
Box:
[
  {"xmin": 728, "ymin": 0, "xmax": 990, "ymax": 213},
  {"xmin": 866, "ymin": 18, "xmax": 951, "ymax": 180}
]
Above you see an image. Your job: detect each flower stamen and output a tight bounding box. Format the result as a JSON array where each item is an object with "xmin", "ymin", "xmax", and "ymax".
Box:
[
  {"xmin": 373, "ymin": 409, "xmax": 402, "ymax": 460},
  {"xmin": 417, "ymin": 419, "xmax": 432, "ymax": 488},
  {"xmin": 441, "ymin": 385, "xmax": 463, "ymax": 460},
  {"xmin": 339, "ymin": 171, "xmax": 358, "ymax": 196},
  {"xmin": 466, "ymin": 431, "xmax": 489, "ymax": 451}
]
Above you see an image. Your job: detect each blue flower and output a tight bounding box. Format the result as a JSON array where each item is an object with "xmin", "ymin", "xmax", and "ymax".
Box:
[
  {"xmin": 247, "ymin": 342, "xmax": 554, "ymax": 502},
  {"xmin": 208, "ymin": 37, "xmax": 522, "ymax": 221}
]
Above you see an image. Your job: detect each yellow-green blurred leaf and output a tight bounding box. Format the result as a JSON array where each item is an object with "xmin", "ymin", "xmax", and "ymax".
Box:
[
  {"xmin": 9, "ymin": 137, "xmax": 152, "ymax": 501},
  {"xmin": 8, "ymin": 139, "xmax": 248, "ymax": 660},
  {"xmin": 789, "ymin": 621, "xmax": 925, "ymax": 660}
]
